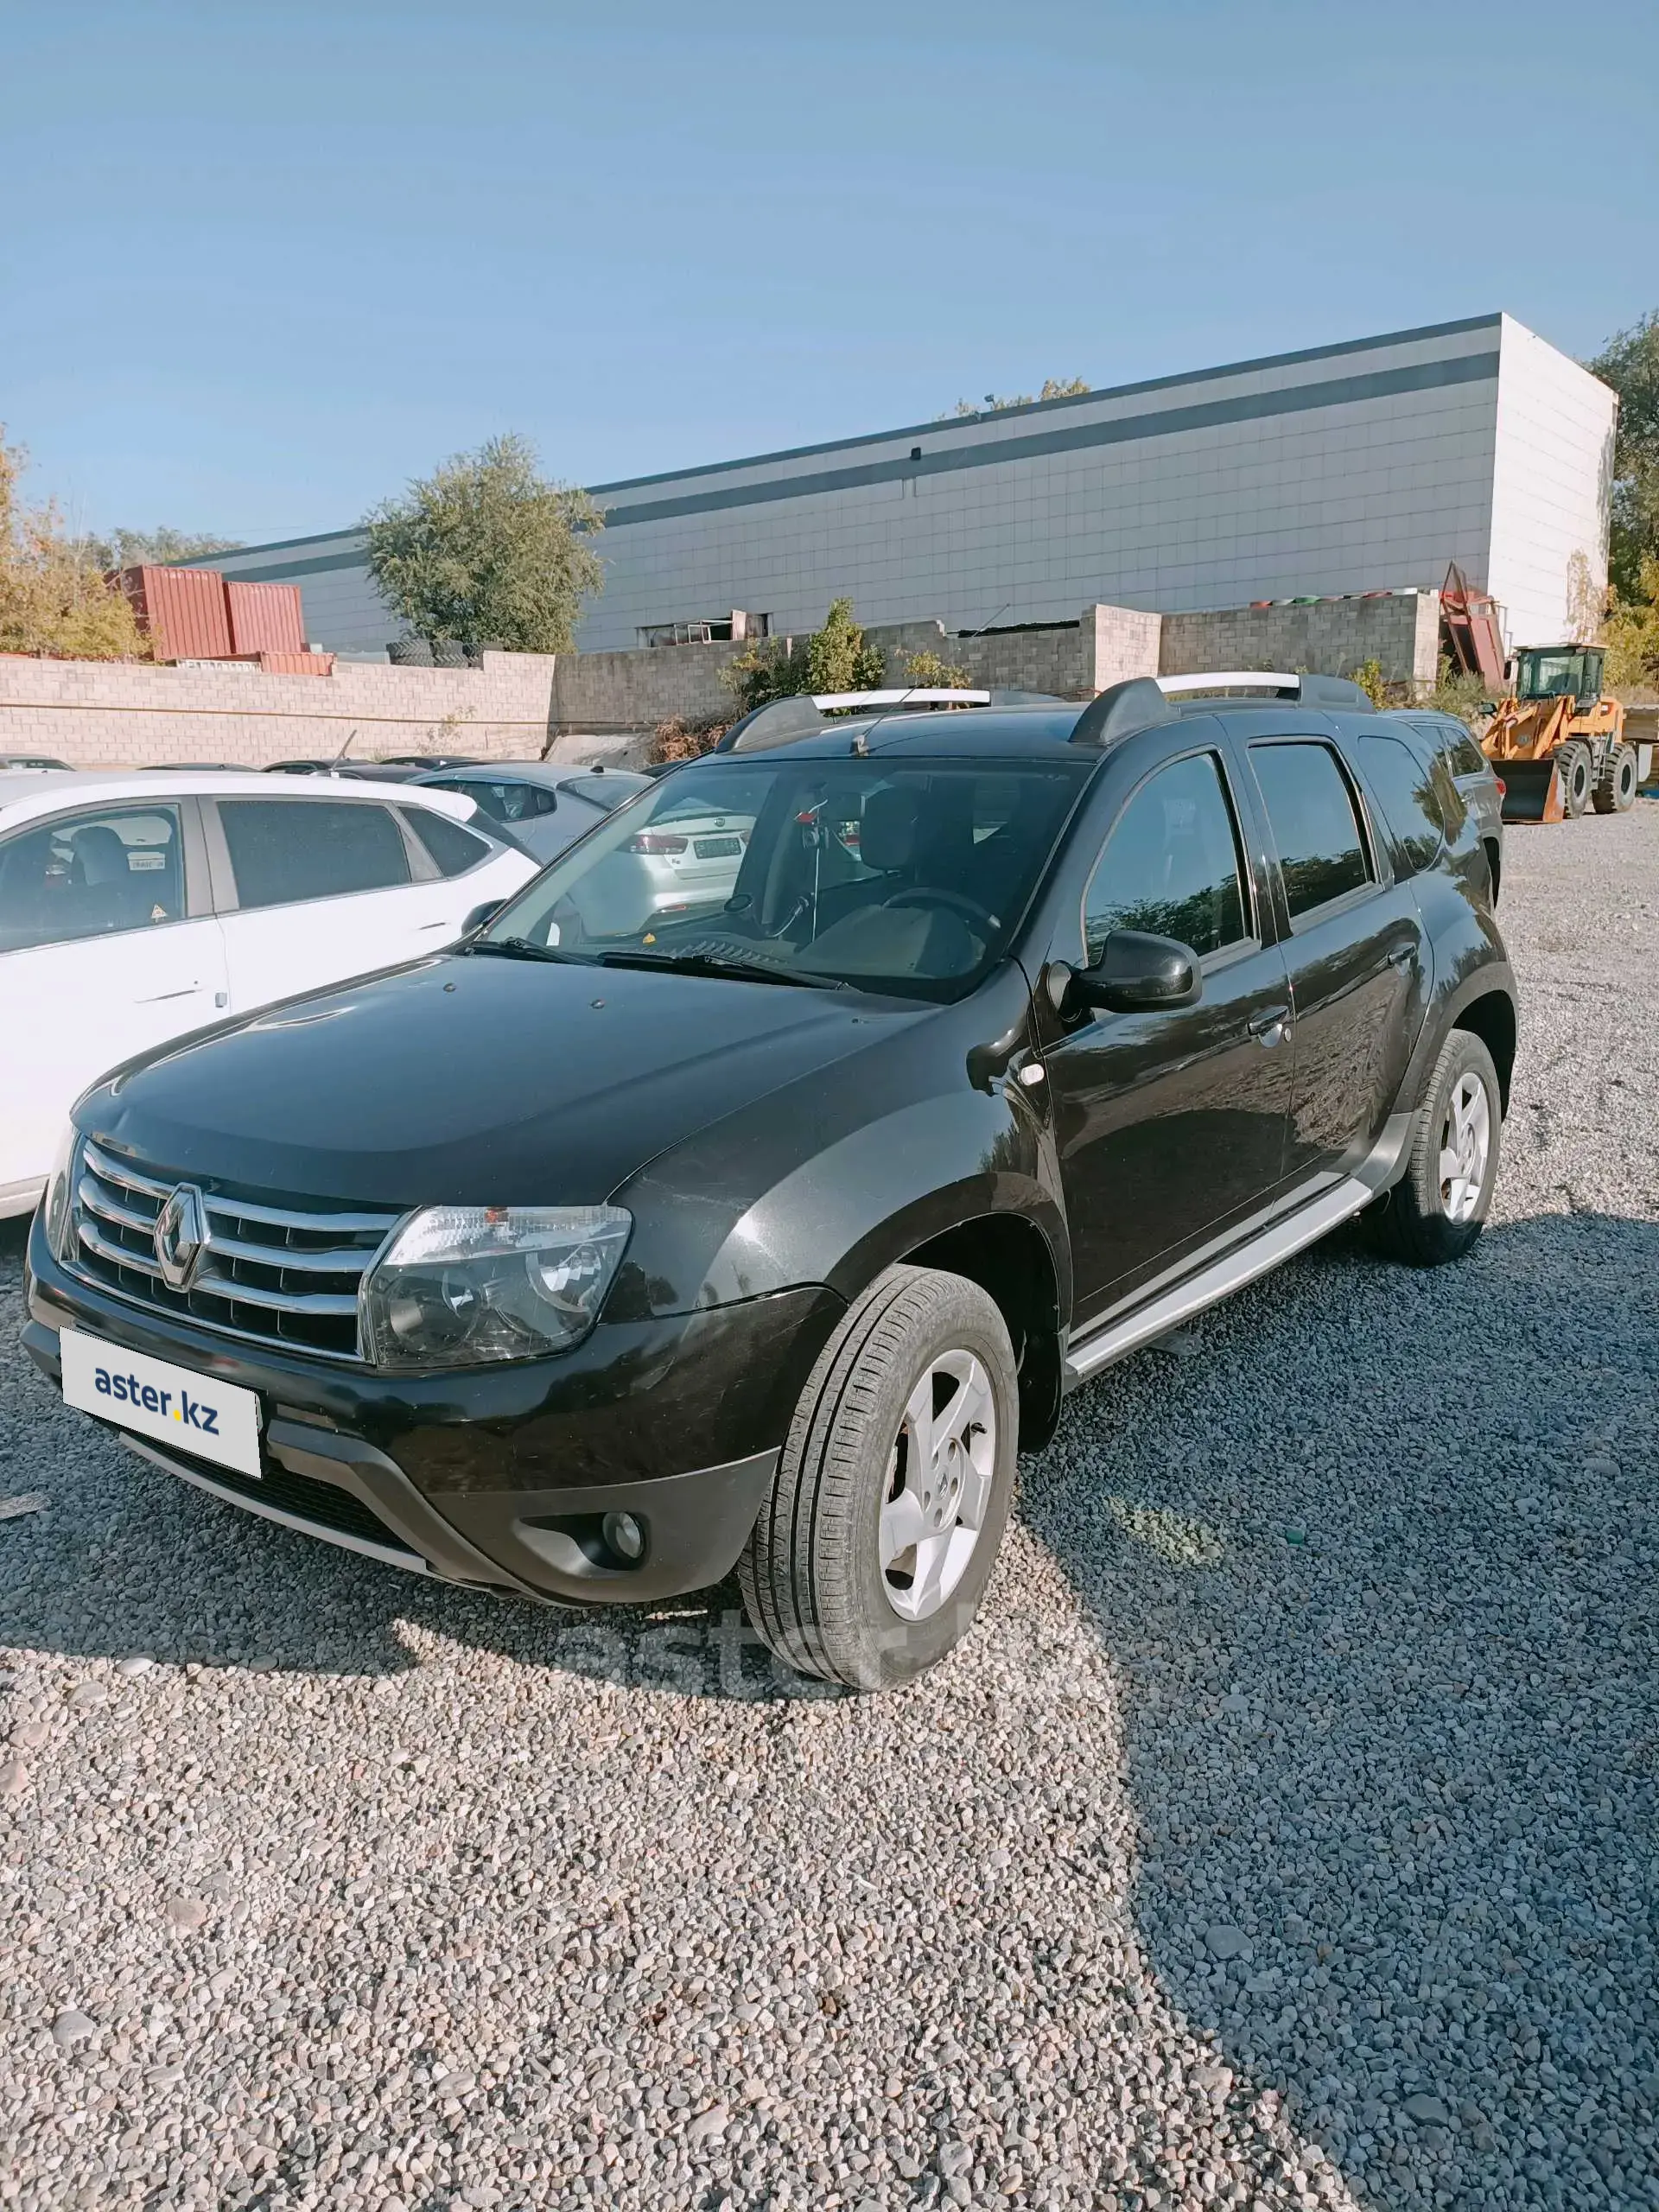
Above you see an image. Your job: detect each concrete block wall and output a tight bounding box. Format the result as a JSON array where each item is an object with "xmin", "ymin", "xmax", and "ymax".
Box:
[
  {"xmin": 1156, "ymin": 592, "xmax": 1440, "ymax": 689},
  {"xmin": 0, "ymin": 590, "xmax": 1452, "ymax": 772},
  {"xmin": 0, "ymin": 653, "xmax": 564, "ymax": 770}
]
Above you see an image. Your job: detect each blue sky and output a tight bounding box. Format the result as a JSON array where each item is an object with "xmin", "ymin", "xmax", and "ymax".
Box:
[{"xmin": 6, "ymin": 0, "xmax": 1656, "ymax": 549}]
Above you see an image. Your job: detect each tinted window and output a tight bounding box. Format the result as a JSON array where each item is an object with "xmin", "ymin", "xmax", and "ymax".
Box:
[
  {"xmin": 1446, "ymin": 733, "xmax": 1487, "ymax": 779},
  {"xmin": 405, "ymin": 807, "xmax": 492, "ymax": 879},
  {"xmin": 1250, "ymin": 742, "xmax": 1372, "ymax": 920},
  {"xmin": 1357, "ymin": 734, "xmax": 1443, "ymax": 874},
  {"xmin": 440, "ymin": 778, "xmax": 556, "ymax": 824},
  {"xmin": 0, "ymin": 805, "xmax": 187, "ymax": 954},
  {"xmin": 1084, "ymin": 753, "xmax": 1248, "ymax": 963},
  {"xmin": 219, "ymin": 799, "xmax": 410, "ymax": 911}
]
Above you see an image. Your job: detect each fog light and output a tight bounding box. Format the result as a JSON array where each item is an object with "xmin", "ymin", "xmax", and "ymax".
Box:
[{"xmin": 601, "ymin": 1510, "xmax": 645, "ymax": 1564}]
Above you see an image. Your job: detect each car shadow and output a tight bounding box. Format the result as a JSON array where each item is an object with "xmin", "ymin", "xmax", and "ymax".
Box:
[
  {"xmin": 1016, "ymin": 1205, "xmax": 1658, "ymax": 2205},
  {"xmin": 4, "ymin": 1205, "xmax": 1656, "ymax": 2200}
]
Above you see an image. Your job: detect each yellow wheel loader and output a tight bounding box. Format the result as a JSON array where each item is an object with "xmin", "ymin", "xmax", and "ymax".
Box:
[{"xmin": 1482, "ymin": 645, "xmax": 1645, "ymax": 823}]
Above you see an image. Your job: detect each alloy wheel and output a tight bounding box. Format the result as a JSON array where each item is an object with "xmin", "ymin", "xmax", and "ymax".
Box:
[
  {"xmin": 1439, "ymin": 1071, "xmax": 1491, "ymax": 1223},
  {"xmin": 879, "ymin": 1351, "xmax": 997, "ymax": 1621}
]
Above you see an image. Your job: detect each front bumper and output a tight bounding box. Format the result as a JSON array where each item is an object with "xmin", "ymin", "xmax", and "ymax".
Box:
[{"xmin": 24, "ymin": 1220, "xmax": 842, "ymax": 1605}]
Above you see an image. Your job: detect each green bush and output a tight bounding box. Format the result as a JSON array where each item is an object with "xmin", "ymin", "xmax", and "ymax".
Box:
[{"xmin": 724, "ymin": 597, "xmax": 886, "ymax": 714}]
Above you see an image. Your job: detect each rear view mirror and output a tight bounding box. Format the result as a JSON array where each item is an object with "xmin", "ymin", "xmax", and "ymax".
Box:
[
  {"xmin": 1071, "ymin": 930, "xmax": 1201, "ymax": 1014},
  {"xmin": 461, "ymin": 899, "xmax": 505, "ymax": 936}
]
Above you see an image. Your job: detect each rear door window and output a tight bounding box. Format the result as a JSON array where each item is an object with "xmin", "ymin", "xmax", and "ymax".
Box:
[
  {"xmin": 217, "ymin": 798, "xmax": 410, "ymax": 911},
  {"xmin": 1083, "ymin": 752, "xmax": 1249, "ymax": 963},
  {"xmin": 0, "ymin": 804, "xmax": 187, "ymax": 953},
  {"xmin": 1249, "ymin": 742, "xmax": 1374, "ymax": 921}
]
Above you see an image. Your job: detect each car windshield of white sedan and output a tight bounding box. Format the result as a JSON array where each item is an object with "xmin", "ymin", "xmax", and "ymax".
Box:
[{"xmin": 479, "ymin": 756, "xmax": 1090, "ymax": 998}]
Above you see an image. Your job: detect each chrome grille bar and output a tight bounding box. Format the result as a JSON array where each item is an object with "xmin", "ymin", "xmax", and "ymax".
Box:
[{"xmin": 65, "ymin": 1138, "xmax": 408, "ymax": 1360}]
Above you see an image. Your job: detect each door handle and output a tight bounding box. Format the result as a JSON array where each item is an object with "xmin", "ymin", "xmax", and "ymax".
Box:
[
  {"xmin": 1386, "ymin": 943, "xmax": 1415, "ymax": 969},
  {"xmin": 1248, "ymin": 1006, "xmax": 1291, "ymax": 1047},
  {"xmin": 137, "ymin": 984, "xmax": 203, "ymax": 1004}
]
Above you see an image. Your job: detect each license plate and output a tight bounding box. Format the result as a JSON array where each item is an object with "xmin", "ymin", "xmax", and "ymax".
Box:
[
  {"xmin": 60, "ymin": 1328, "xmax": 263, "ymax": 1478},
  {"xmin": 694, "ymin": 836, "xmax": 741, "ymax": 858}
]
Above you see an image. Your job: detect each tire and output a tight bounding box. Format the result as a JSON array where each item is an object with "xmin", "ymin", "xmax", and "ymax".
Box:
[
  {"xmin": 740, "ymin": 1265, "xmax": 1019, "ymax": 1691},
  {"xmin": 1370, "ymin": 1030, "xmax": 1501, "ymax": 1268},
  {"xmin": 1592, "ymin": 741, "xmax": 1638, "ymax": 815},
  {"xmin": 1556, "ymin": 740, "xmax": 1592, "ymax": 818}
]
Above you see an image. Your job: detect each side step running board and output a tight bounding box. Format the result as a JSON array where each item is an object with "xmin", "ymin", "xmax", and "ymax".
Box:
[{"xmin": 1064, "ymin": 1174, "xmax": 1374, "ymax": 1389}]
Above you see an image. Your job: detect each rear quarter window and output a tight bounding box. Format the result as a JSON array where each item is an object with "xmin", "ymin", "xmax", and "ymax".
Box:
[
  {"xmin": 404, "ymin": 806, "xmax": 493, "ymax": 878},
  {"xmin": 1357, "ymin": 734, "xmax": 1444, "ymax": 874}
]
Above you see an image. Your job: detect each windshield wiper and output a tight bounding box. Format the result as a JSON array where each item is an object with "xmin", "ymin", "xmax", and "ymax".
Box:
[
  {"xmin": 595, "ymin": 949, "xmax": 843, "ymax": 990},
  {"xmin": 467, "ymin": 936, "xmax": 590, "ymax": 965}
]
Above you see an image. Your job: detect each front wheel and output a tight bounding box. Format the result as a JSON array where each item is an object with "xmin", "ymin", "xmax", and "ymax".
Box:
[
  {"xmin": 740, "ymin": 1265, "xmax": 1018, "ymax": 1690},
  {"xmin": 1369, "ymin": 1030, "xmax": 1501, "ymax": 1267},
  {"xmin": 1556, "ymin": 740, "xmax": 1592, "ymax": 818}
]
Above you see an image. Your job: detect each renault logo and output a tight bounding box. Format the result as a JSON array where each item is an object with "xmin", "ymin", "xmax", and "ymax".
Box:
[{"xmin": 153, "ymin": 1184, "xmax": 207, "ymax": 1291}]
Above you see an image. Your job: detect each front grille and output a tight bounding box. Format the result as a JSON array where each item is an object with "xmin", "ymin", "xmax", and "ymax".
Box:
[{"xmin": 66, "ymin": 1139, "xmax": 403, "ymax": 1362}]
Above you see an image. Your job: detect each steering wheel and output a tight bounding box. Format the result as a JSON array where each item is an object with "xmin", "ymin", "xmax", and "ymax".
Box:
[{"xmin": 880, "ymin": 885, "xmax": 995, "ymax": 929}]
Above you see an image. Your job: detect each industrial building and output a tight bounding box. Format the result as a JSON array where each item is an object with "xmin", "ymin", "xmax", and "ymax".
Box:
[{"xmin": 195, "ymin": 312, "xmax": 1615, "ymax": 664}]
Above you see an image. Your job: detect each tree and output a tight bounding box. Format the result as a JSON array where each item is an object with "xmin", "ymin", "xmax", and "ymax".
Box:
[
  {"xmin": 902, "ymin": 647, "xmax": 972, "ymax": 690},
  {"xmin": 1603, "ymin": 555, "xmax": 1659, "ymax": 696},
  {"xmin": 724, "ymin": 596, "xmax": 887, "ymax": 714},
  {"xmin": 82, "ymin": 525, "xmax": 244, "ymax": 569},
  {"xmin": 363, "ymin": 433, "xmax": 603, "ymax": 654},
  {"xmin": 1589, "ymin": 311, "xmax": 1659, "ymax": 602},
  {"xmin": 0, "ymin": 429, "xmax": 150, "ymax": 659}
]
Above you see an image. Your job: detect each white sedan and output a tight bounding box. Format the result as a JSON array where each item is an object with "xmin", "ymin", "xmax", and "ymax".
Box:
[{"xmin": 0, "ymin": 770, "xmax": 538, "ymax": 1218}]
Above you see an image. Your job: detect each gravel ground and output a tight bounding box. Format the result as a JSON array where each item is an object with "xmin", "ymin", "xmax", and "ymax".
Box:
[{"xmin": 3, "ymin": 809, "xmax": 1656, "ymax": 2212}]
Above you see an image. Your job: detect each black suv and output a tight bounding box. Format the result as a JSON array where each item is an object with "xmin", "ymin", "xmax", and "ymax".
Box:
[{"xmin": 25, "ymin": 676, "xmax": 1516, "ymax": 1689}]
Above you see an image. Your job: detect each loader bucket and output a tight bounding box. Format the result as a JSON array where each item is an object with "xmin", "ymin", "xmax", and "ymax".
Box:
[{"xmin": 1498, "ymin": 759, "xmax": 1562, "ymax": 823}]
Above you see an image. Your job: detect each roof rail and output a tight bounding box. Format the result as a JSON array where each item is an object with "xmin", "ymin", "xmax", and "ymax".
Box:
[
  {"xmin": 1069, "ymin": 677, "xmax": 1178, "ymax": 749},
  {"xmin": 1159, "ymin": 671, "xmax": 1375, "ymax": 710},
  {"xmin": 715, "ymin": 685, "xmax": 1062, "ymax": 754},
  {"xmin": 1071, "ymin": 669, "xmax": 1375, "ymax": 750}
]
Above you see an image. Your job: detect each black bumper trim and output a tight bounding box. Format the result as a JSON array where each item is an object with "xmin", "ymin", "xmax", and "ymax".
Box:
[
  {"xmin": 431, "ymin": 1450, "xmax": 781, "ymax": 1605},
  {"xmin": 124, "ymin": 1436, "xmax": 432, "ymax": 1578}
]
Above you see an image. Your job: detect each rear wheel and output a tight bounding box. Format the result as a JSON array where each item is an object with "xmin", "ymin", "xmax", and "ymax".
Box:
[
  {"xmin": 740, "ymin": 1265, "xmax": 1018, "ymax": 1690},
  {"xmin": 1370, "ymin": 1030, "xmax": 1501, "ymax": 1268},
  {"xmin": 1592, "ymin": 741, "xmax": 1638, "ymax": 814},
  {"xmin": 1556, "ymin": 740, "xmax": 1592, "ymax": 818}
]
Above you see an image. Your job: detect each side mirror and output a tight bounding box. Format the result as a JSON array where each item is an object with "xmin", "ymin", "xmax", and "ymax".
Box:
[
  {"xmin": 1070, "ymin": 929, "xmax": 1201, "ymax": 1014},
  {"xmin": 461, "ymin": 899, "xmax": 505, "ymax": 936}
]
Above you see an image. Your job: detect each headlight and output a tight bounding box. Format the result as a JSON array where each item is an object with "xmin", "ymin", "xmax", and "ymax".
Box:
[
  {"xmin": 359, "ymin": 1205, "xmax": 632, "ymax": 1370},
  {"xmin": 42, "ymin": 1122, "xmax": 79, "ymax": 1265}
]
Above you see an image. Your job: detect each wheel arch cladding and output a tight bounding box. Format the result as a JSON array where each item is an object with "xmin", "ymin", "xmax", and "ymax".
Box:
[
  {"xmin": 1453, "ymin": 988, "xmax": 1516, "ymax": 1113},
  {"xmin": 899, "ymin": 1211, "xmax": 1066, "ymax": 1453}
]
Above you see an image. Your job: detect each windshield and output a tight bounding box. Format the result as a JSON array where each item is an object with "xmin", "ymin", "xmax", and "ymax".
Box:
[
  {"xmin": 1516, "ymin": 649, "xmax": 1601, "ymax": 702},
  {"xmin": 480, "ymin": 754, "xmax": 1090, "ymax": 999}
]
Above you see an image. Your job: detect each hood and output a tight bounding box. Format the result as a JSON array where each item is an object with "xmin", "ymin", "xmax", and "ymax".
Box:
[{"xmin": 86, "ymin": 952, "xmax": 926, "ymax": 1205}]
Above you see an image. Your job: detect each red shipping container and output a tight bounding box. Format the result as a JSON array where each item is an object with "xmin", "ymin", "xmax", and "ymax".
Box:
[
  {"xmin": 257, "ymin": 651, "xmax": 335, "ymax": 676},
  {"xmin": 226, "ymin": 578, "xmax": 306, "ymax": 656},
  {"xmin": 116, "ymin": 566, "xmax": 232, "ymax": 661}
]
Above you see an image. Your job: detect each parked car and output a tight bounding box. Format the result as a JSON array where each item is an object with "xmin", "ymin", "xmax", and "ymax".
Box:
[
  {"xmin": 264, "ymin": 760, "xmax": 435, "ymax": 783},
  {"xmin": 519, "ymin": 770, "xmax": 758, "ymax": 938},
  {"xmin": 413, "ymin": 762, "xmax": 652, "ymax": 866},
  {"xmin": 0, "ymin": 755, "xmax": 71, "ymax": 772},
  {"xmin": 1383, "ymin": 710, "xmax": 1505, "ymax": 902},
  {"xmin": 27, "ymin": 675, "xmax": 1517, "ymax": 1690},
  {"xmin": 0, "ymin": 770, "xmax": 536, "ymax": 1219}
]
